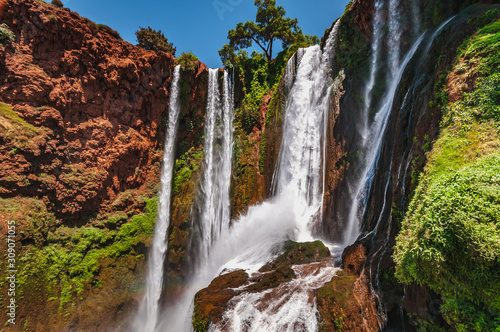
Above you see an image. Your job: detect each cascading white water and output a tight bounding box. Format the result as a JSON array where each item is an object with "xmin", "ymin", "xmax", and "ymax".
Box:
[
  {"xmin": 360, "ymin": 0, "xmax": 384, "ymax": 134},
  {"xmin": 156, "ymin": 69, "xmax": 234, "ymax": 332},
  {"xmin": 272, "ymin": 20, "xmax": 340, "ymax": 242},
  {"xmin": 411, "ymin": 0, "xmax": 421, "ymax": 39},
  {"xmin": 132, "ymin": 65, "xmax": 181, "ymax": 332},
  {"xmin": 195, "ymin": 21, "xmax": 343, "ymax": 332},
  {"xmin": 198, "ymin": 68, "xmax": 234, "ymax": 265},
  {"xmin": 388, "ymin": 0, "xmax": 402, "ymax": 77},
  {"xmin": 160, "ymin": 21, "xmax": 341, "ymax": 332}
]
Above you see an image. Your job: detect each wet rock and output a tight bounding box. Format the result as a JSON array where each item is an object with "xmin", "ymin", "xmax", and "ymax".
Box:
[
  {"xmin": 192, "ymin": 240, "xmax": 333, "ymax": 331},
  {"xmin": 259, "ymin": 240, "xmax": 331, "ymax": 272}
]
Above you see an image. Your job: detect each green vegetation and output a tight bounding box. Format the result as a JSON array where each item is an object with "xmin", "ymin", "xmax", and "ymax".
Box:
[
  {"xmin": 135, "ymin": 26, "xmax": 176, "ymax": 55},
  {"xmin": 394, "ymin": 17, "xmax": 500, "ymax": 331},
  {"xmin": 176, "ymin": 51, "xmax": 199, "ymax": 73},
  {"xmin": 51, "ymin": 0, "xmax": 63, "ymax": 8},
  {"xmin": 0, "ymin": 102, "xmax": 40, "ymax": 149},
  {"xmin": 0, "ymin": 23, "xmax": 15, "ymax": 46},
  {"xmin": 335, "ymin": 5, "xmax": 370, "ymax": 76},
  {"xmin": 1, "ymin": 197, "xmax": 158, "ymax": 311},
  {"xmin": 260, "ymin": 240, "xmax": 330, "ymax": 271},
  {"xmin": 97, "ymin": 24, "xmax": 122, "ymax": 40},
  {"xmin": 173, "ymin": 147, "xmax": 203, "ymax": 194},
  {"xmin": 333, "ymin": 308, "xmax": 346, "ymax": 331},
  {"xmin": 219, "ymin": 0, "xmax": 318, "ymax": 63},
  {"xmin": 192, "ymin": 302, "xmax": 209, "ymax": 332}
]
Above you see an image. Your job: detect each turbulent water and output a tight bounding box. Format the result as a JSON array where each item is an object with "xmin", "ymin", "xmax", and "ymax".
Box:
[
  {"xmin": 132, "ymin": 65, "xmax": 181, "ymax": 332},
  {"xmin": 272, "ymin": 20, "xmax": 340, "ymax": 242}
]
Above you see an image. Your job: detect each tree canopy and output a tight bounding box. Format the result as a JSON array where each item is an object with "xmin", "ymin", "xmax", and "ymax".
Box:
[
  {"xmin": 219, "ymin": 0, "xmax": 318, "ymax": 64},
  {"xmin": 135, "ymin": 26, "xmax": 176, "ymax": 56}
]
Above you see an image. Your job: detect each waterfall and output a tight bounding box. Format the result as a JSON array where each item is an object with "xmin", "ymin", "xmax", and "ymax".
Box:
[
  {"xmin": 200, "ymin": 21, "xmax": 342, "ymax": 331},
  {"xmin": 132, "ymin": 65, "xmax": 182, "ymax": 332},
  {"xmin": 360, "ymin": 0, "xmax": 384, "ymax": 135},
  {"xmin": 388, "ymin": 0, "xmax": 402, "ymax": 77},
  {"xmin": 157, "ymin": 69, "xmax": 234, "ymax": 332},
  {"xmin": 197, "ymin": 68, "xmax": 234, "ymax": 266},
  {"xmin": 272, "ymin": 20, "xmax": 340, "ymax": 241}
]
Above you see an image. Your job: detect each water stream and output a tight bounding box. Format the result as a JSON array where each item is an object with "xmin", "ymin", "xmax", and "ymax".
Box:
[{"xmin": 132, "ymin": 65, "xmax": 182, "ymax": 332}]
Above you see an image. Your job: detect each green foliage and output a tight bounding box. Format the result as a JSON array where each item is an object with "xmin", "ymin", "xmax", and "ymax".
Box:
[
  {"xmin": 335, "ymin": 5, "xmax": 370, "ymax": 76},
  {"xmin": 135, "ymin": 26, "xmax": 176, "ymax": 55},
  {"xmin": 19, "ymin": 198, "xmax": 158, "ymax": 310},
  {"xmin": 467, "ymin": 9, "xmax": 500, "ymax": 29},
  {"xmin": 238, "ymin": 59, "xmax": 269, "ymax": 131},
  {"xmin": 395, "ymin": 18, "xmax": 500, "ymax": 331},
  {"xmin": 51, "ymin": 0, "xmax": 63, "ymax": 8},
  {"xmin": 333, "ymin": 308, "xmax": 346, "ymax": 331},
  {"xmin": 173, "ymin": 147, "xmax": 203, "ymax": 193},
  {"xmin": 219, "ymin": 0, "xmax": 315, "ymax": 62},
  {"xmin": 176, "ymin": 52, "xmax": 199, "ymax": 73},
  {"xmin": 395, "ymin": 154, "xmax": 500, "ymax": 331},
  {"xmin": 97, "ymin": 24, "xmax": 122, "ymax": 40},
  {"xmin": 0, "ymin": 102, "xmax": 40, "ymax": 149},
  {"xmin": 0, "ymin": 23, "xmax": 15, "ymax": 46},
  {"xmin": 192, "ymin": 302, "xmax": 209, "ymax": 332}
]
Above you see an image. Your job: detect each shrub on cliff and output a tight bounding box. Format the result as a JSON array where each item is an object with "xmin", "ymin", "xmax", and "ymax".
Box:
[
  {"xmin": 176, "ymin": 51, "xmax": 198, "ymax": 73},
  {"xmin": 0, "ymin": 23, "xmax": 15, "ymax": 46},
  {"xmin": 135, "ymin": 26, "xmax": 176, "ymax": 56},
  {"xmin": 97, "ymin": 24, "xmax": 122, "ymax": 40},
  {"xmin": 51, "ymin": 0, "xmax": 63, "ymax": 8}
]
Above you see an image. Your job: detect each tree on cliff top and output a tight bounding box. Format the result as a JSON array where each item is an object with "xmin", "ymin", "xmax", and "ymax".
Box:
[
  {"xmin": 135, "ymin": 26, "xmax": 176, "ymax": 56},
  {"xmin": 219, "ymin": 0, "xmax": 318, "ymax": 64}
]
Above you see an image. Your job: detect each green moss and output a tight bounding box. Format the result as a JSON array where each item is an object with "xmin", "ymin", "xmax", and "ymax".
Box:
[
  {"xmin": 15, "ymin": 197, "xmax": 157, "ymax": 311},
  {"xmin": 0, "ymin": 23, "xmax": 15, "ymax": 45},
  {"xmin": 260, "ymin": 240, "xmax": 330, "ymax": 272},
  {"xmin": 192, "ymin": 301, "xmax": 209, "ymax": 332},
  {"xmin": 394, "ymin": 18, "xmax": 500, "ymax": 331},
  {"xmin": 335, "ymin": 6, "xmax": 370, "ymax": 78},
  {"xmin": 0, "ymin": 102, "xmax": 37, "ymax": 137},
  {"xmin": 173, "ymin": 147, "xmax": 203, "ymax": 193}
]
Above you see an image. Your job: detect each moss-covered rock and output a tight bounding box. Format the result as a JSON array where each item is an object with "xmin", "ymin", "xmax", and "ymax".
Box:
[
  {"xmin": 394, "ymin": 14, "xmax": 500, "ymax": 331},
  {"xmin": 260, "ymin": 240, "xmax": 331, "ymax": 272}
]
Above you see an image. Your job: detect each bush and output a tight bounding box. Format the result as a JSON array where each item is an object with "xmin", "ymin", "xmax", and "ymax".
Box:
[
  {"xmin": 51, "ymin": 0, "xmax": 63, "ymax": 8},
  {"xmin": 176, "ymin": 51, "xmax": 198, "ymax": 72},
  {"xmin": 97, "ymin": 24, "xmax": 122, "ymax": 40},
  {"xmin": 0, "ymin": 23, "xmax": 15, "ymax": 46},
  {"xmin": 135, "ymin": 26, "xmax": 176, "ymax": 56}
]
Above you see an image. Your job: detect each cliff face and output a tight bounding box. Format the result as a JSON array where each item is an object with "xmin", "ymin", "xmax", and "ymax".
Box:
[
  {"xmin": 0, "ymin": 0, "xmax": 207, "ymax": 330},
  {"xmin": 0, "ymin": 0, "xmax": 175, "ymax": 220},
  {"xmin": 321, "ymin": 1, "xmax": 500, "ymax": 331}
]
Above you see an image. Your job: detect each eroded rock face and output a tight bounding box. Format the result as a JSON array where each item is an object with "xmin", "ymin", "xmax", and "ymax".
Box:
[{"xmin": 0, "ymin": 0, "xmax": 178, "ymax": 222}]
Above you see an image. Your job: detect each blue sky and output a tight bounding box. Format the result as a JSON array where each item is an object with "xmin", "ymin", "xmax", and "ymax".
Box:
[{"xmin": 61, "ymin": 0, "xmax": 351, "ymax": 68}]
